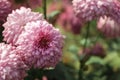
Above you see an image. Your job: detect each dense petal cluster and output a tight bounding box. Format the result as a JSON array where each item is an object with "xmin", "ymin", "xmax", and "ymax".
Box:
[
  {"xmin": 97, "ymin": 16, "xmax": 120, "ymax": 38},
  {"xmin": 0, "ymin": 0, "xmax": 12, "ymax": 26},
  {"xmin": 2, "ymin": 7, "xmax": 64, "ymax": 78},
  {"xmin": 109, "ymin": 0, "xmax": 120, "ymax": 24},
  {"xmin": 16, "ymin": 21, "xmax": 64, "ymax": 68},
  {"xmin": 0, "ymin": 43, "xmax": 28, "ymax": 80},
  {"xmin": 3, "ymin": 7, "xmax": 44, "ymax": 45},
  {"xmin": 72, "ymin": 0, "xmax": 114, "ymax": 23}
]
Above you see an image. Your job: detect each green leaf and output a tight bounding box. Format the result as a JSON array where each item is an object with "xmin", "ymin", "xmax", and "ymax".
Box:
[
  {"xmin": 104, "ymin": 53, "xmax": 120, "ymax": 69},
  {"xmin": 86, "ymin": 56, "xmax": 105, "ymax": 65}
]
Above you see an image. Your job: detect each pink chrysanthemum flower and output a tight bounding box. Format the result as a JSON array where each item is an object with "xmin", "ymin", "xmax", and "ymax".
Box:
[
  {"xmin": 3, "ymin": 7, "xmax": 44, "ymax": 45},
  {"xmin": 109, "ymin": 0, "xmax": 120, "ymax": 24},
  {"xmin": 97, "ymin": 16, "xmax": 120, "ymax": 38},
  {"xmin": 0, "ymin": 0, "xmax": 12, "ymax": 26},
  {"xmin": 16, "ymin": 21, "xmax": 64, "ymax": 68},
  {"xmin": 72, "ymin": 0, "xmax": 114, "ymax": 23},
  {"xmin": 0, "ymin": 43, "xmax": 28, "ymax": 80}
]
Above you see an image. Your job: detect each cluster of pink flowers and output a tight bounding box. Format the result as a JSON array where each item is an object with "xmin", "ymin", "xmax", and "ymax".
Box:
[
  {"xmin": 72, "ymin": 0, "xmax": 120, "ymax": 38},
  {"xmin": 0, "ymin": 7, "xmax": 64, "ymax": 80}
]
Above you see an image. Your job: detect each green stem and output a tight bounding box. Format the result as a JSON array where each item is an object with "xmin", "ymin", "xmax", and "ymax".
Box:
[
  {"xmin": 93, "ymin": 32, "xmax": 101, "ymax": 44},
  {"xmin": 78, "ymin": 22, "xmax": 90, "ymax": 80},
  {"xmin": 83, "ymin": 22, "xmax": 90, "ymax": 52},
  {"xmin": 43, "ymin": 0, "xmax": 47, "ymax": 19}
]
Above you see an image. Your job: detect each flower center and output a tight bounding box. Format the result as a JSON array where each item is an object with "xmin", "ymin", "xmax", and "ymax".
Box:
[{"xmin": 38, "ymin": 37, "xmax": 49, "ymax": 49}]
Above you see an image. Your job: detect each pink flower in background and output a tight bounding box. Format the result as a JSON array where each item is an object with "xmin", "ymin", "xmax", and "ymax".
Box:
[
  {"xmin": 3, "ymin": 7, "xmax": 44, "ymax": 45},
  {"xmin": 90, "ymin": 43, "xmax": 106, "ymax": 58},
  {"xmin": 79, "ymin": 43, "xmax": 106, "ymax": 58},
  {"xmin": 69, "ymin": 15, "xmax": 83, "ymax": 34},
  {"xmin": 47, "ymin": 1, "xmax": 83, "ymax": 34},
  {"xmin": 42, "ymin": 76, "xmax": 48, "ymax": 80},
  {"xmin": 8, "ymin": 0, "xmax": 42, "ymax": 9},
  {"xmin": 16, "ymin": 21, "xmax": 64, "ymax": 68},
  {"xmin": 0, "ymin": 0, "xmax": 12, "ymax": 26},
  {"xmin": 57, "ymin": 4, "xmax": 73, "ymax": 29},
  {"xmin": 57, "ymin": 3, "xmax": 83, "ymax": 34},
  {"xmin": 97, "ymin": 16, "xmax": 120, "ymax": 38},
  {"xmin": 28, "ymin": 0, "xmax": 42, "ymax": 8},
  {"xmin": 0, "ymin": 43, "xmax": 28, "ymax": 80},
  {"xmin": 72, "ymin": 0, "xmax": 114, "ymax": 23}
]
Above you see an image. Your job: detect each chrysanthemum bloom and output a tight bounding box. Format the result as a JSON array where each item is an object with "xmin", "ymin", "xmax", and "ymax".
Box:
[
  {"xmin": 0, "ymin": 0, "xmax": 12, "ymax": 26},
  {"xmin": 97, "ymin": 16, "xmax": 120, "ymax": 38},
  {"xmin": 9, "ymin": 0, "xmax": 42, "ymax": 9},
  {"xmin": 0, "ymin": 43, "xmax": 28, "ymax": 80},
  {"xmin": 72, "ymin": 0, "xmax": 114, "ymax": 23},
  {"xmin": 3, "ymin": 7, "xmax": 44, "ymax": 45},
  {"xmin": 16, "ymin": 21, "xmax": 64, "ymax": 68},
  {"xmin": 109, "ymin": 0, "xmax": 120, "ymax": 24}
]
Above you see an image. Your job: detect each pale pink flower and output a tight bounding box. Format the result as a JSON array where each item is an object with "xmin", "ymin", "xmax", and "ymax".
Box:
[
  {"xmin": 16, "ymin": 21, "xmax": 64, "ymax": 68},
  {"xmin": 97, "ymin": 16, "xmax": 120, "ymax": 38},
  {"xmin": 3, "ymin": 7, "xmax": 44, "ymax": 45},
  {"xmin": 0, "ymin": 0, "xmax": 12, "ymax": 25},
  {"xmin": 0, "ymin": 43, "xmax": 28, "ymax": 80},
  {"xmin": 72, "ymin": 0, "xmax": 114, "ymax": 23}
]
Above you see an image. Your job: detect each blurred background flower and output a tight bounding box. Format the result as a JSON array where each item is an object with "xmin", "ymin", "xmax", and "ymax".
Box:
[
  {"xmin": 97, "ymin": 16, "xmax": 120, "ymax": 38},
  {"xmin": 79, "ymin": 43, "xmax": 106, "ymax": 58},
  {"xmin": 8, "ymin": 0, "xmax": 42, "ymax": 9}
]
